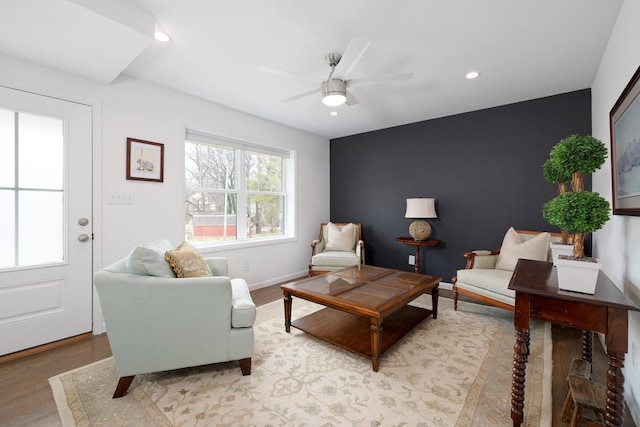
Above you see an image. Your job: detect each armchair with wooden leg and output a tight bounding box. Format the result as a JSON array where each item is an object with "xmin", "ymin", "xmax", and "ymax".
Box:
[{"xmin": 308, "ymin": 222, "xmax": 364, "ymax": 276}]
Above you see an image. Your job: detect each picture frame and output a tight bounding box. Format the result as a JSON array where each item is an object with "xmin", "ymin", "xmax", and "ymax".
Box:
[
  {"xmin": 609, "ymin": 65, "xmax": 640, "ymax": 216},
  {"xmin": 126, "ymin": 137, "xmax": 164, "ymax": 182}
]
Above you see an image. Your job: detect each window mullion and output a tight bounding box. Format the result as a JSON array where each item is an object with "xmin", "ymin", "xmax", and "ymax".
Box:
[{"xmin": 235, "ymin": 148, "xmax": 247, "ymax": 240}]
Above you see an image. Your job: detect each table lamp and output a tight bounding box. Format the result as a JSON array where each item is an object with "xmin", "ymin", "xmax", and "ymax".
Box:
[{"xmin": 405, "ymin": 198, "xmax": 437, "ymax": 241}]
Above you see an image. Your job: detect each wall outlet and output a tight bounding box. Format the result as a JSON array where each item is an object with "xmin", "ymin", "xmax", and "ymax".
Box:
[
  {"xmin": 632, "ymin": 342, "xmax": 638, "ymax": 369},
  {"xmin": 408, "ymin": 255, "xmax": 415, "ymax": 265},
  {"xmin": 243, "ymin": 261, "xmax": 250, "ymax": 271}
]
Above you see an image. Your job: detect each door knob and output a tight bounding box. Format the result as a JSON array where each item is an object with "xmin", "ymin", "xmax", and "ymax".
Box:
[
  {"xmin": 78, "ymin": 234, "xmax": 90, "ymax": 242},
  {"xmin": 78, "ymin": 218, "xmax": 89, "ymax": 226}
]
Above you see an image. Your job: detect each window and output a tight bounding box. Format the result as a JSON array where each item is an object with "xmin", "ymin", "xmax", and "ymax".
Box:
[{"xmin": 185, "ymin": 130, "xmax": 293, "ymax": 246}]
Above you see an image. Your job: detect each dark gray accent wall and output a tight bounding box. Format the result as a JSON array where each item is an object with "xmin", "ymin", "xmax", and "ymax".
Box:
[{"xmin": 330, "ymin": 89, "xmax": 592, "ymax": 282}]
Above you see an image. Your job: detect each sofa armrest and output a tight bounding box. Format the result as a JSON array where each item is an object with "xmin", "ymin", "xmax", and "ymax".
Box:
[
  {"xmin": 462, "ymin": 249, "xmax": 500, "ymax": 269},
  {"xmin": 311, "ymin": 238, "xmax": 326, "ymax": 255},
  {"xmin": 355, "ymin": 240, "xmax": 365, "ymax": 263}
]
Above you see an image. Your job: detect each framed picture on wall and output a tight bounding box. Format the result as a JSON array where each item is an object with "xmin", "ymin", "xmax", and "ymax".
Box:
[
  {"xmin": 609, "ymin": 65, "xmax": 640, "ymax": 216},
  {"xmin": 126, "ymin": 137, "xmax": 164, "ymax": 182}
]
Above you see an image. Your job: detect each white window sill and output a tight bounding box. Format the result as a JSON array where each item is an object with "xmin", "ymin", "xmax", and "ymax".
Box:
[{"xmin": 196, "ymin": 236, "xmax": 296, "ymax": 254}]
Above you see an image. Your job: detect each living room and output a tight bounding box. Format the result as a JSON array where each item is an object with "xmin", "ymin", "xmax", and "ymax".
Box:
[{"xmin": 1, "ymin": 1, "xmax": 639, "ymax": 425}]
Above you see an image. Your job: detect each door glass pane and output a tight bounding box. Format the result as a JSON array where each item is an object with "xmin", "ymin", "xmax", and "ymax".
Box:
[
  {"xmin": 0, "ymin": 109, "xmax": 14, "ymax": 187},
  {"xmin": 18, "ymin": 113, "xmax": 64, "ymax": 190},
  {"xmin": 18, "ymin": 191, "xmax": 64, "ymax": 266},
  {"xmin": 0, "ymin": 190, "xmax": 15, "ymax": 268}
]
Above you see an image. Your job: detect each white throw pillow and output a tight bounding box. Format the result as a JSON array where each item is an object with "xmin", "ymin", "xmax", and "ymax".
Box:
[
  {"xmin": 325, "ymin": 222, "xmax": 356, "ymax": 252},
  {"xmin": 126, "ymin": 239, "xmax": 177, "ymax": 277},
  {"xmin": 495, "ymin": 228, "xmax": 550, "ymax": 271}
]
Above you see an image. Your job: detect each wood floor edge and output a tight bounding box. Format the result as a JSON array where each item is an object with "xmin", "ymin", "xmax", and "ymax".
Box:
[{"xmin": 0, "ymin": 332, "xmax": 94, "ymax": 364}]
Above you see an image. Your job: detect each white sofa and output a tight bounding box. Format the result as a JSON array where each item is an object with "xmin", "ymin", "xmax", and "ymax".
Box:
[{"xmin": 452, "ymin": 228, "xmax": 563, "ymax": 311}]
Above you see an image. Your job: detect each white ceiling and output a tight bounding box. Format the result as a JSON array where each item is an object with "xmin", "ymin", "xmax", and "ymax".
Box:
[{"xmin": 0, "ymin": 0, "xmax": 624, "ymax": 139}]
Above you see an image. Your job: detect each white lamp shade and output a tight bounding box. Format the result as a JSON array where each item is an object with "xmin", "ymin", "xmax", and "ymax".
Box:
[{"xmin": 405, "ymin": 198, "xmax": 437, "ymax": 218}]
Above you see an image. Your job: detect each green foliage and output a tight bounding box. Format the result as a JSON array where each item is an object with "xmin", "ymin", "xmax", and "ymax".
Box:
[
  {"xmin": 543, "ymin": 192, "xmax": 610, "ymax": 234},
  {"xmin": 542, "ymin": 158, "xmax": 572, "ymax": 184},
  {"xmin": 548, "ymin": 134, "xmax": 608, "ymax": 175}
]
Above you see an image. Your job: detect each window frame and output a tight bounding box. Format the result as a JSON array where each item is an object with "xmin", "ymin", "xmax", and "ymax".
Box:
[{"xmin": 184, "ymin": 129, "xmax": 296, "ymax": 252}]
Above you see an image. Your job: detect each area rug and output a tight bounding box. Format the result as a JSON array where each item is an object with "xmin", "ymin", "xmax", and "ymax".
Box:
[{"xmin": 50, "ymin": 296, "xmax": 551, "ymax": 426}]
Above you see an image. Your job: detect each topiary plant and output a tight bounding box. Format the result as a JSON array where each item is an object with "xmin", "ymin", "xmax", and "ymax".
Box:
[
  {"xmin": 542, "ymin": 134, "xmax": 610, "ymax": 259},
  {"xmin": 543, "ymin": 192, "xmax": 610, "ymax": 258},
  {"xmin": 542, "ymin": 158, "xmax": 573, "ymax": 244},
  {"xmin": 548, "ymin": 134, "xmax": 608, "ymax": 192}
]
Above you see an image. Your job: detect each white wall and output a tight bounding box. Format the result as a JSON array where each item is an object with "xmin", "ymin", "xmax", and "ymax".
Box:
[
  {"xmin": 591, "ymin": 0, "xmax": 640, "ymax": 423},
  {"xmin": 0, "ymin": 55, "xmax": 331, "ymax": 290}
]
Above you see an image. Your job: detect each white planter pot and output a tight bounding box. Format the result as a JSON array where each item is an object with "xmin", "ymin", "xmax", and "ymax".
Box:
[
  {"xmin": 555, "ymin": 256, "xmax": 602, "ymax": 294},
  {"xmin": 550, "ymin": 243, "xmax": 575, "ymax": 266}
]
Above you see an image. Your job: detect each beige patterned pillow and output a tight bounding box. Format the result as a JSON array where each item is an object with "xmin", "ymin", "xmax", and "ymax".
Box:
[{"xmin": 165, "ymin": 241, "xmax": 212, "ymax": 278}]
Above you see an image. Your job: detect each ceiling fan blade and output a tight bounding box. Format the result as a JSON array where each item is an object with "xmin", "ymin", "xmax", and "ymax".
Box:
[
  {"xmin": 345, "ymin": 91, "xmax": 359, "ymax": 106},
  {"xmin": 282, "ymin": 87, "xmax": 321, "ymax": 103},
  {"xmin": 258, "ymin": 65, "xmax": 320, "ymax": 84},
  {"xmin": 347, "ymin": 72, "xmax": 414, "ymax": 87},
  {"xmin": 333, "ymin": 38, "xmax": 371, "ymax": 79}
]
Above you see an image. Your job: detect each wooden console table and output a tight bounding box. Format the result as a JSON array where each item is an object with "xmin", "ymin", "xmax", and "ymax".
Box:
[
  {"xmin": 395, "ymin": 237, "xmax": 441, "ymax": 274},
  {"xmin": 508, "ymin": 259, "xmax": 639, "ymax": 427}
]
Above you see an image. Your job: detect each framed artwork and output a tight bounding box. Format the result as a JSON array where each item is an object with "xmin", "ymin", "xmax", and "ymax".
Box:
[
  {"xmin": 126, "ymin": 138, "xmax": 164, "ymax": 182},
  {"xmin": 609, "ymin": 65, "xmax": 640, "ymax": 216}
]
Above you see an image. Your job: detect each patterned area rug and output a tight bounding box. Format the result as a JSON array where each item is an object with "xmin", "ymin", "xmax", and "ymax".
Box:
[{"xmin": 49, "ymin": 296, "xmax": 551, "ymax": 426}]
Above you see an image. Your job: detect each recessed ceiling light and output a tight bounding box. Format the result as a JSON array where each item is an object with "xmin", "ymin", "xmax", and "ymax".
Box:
[
  {"xmin": 154, "ymin": 31, "xmax": 171, "ymax": 42},
  {"xmin": 466, "ymin": 71, "xmax": 480, "ymax": 80},
  {"xmin": 330, "ymin": 111, "xmax": 339, "ymax": 116}
]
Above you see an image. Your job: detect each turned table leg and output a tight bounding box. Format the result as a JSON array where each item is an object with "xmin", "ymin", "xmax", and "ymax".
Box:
[
  {"xmin": 431, "ymin": 286, "xmax": 439, "ymax": 319},
  {"xmin": 283, "ymin": 291, "xmax": 292, "ymax": 333},
  {"xmin": 511, "ymin": 327, "xmax": 529, "ymax": 426},
  {"xmin": 605, "ymin": 351, "xmax": 626, "ymax": 427},
  {"xmin": 370, "ymin": 318, "xmax": 383, "ymax": 372}
]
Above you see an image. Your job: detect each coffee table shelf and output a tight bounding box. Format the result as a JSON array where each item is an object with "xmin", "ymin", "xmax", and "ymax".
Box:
[{"xmin": 291, "ymin": 305, "xmax": 431, "ymax": 359}]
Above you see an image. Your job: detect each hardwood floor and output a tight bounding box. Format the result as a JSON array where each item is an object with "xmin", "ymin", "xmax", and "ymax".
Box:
[{"xmin": 0, "ymin": 284, "xmax": 635, "ymax": 426}]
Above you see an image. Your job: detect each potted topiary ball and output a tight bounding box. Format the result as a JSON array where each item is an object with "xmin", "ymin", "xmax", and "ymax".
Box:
[
  {"xmin": 542, "ymin": 158, "xmax": 574, "ymax": 264},
  {"xmin": 542, "ymin": 134, "xmax": 610, "ymax": 293}
]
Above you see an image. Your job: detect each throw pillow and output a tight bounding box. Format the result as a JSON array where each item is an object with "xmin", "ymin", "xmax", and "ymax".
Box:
[
  {"xmin": 165, "ymin": 241, "xmax": 213, "ymax": 278},
  {"xmin": 495, "ymin": 227, "xmax": 551, "ymax": 271},
  {"xmin": 126, "ymin": 239, "xmax": 176, "ymax": 277},
  {"xmin": 325, "ymin": 222, "xmax": 356, "ymax": 252}
]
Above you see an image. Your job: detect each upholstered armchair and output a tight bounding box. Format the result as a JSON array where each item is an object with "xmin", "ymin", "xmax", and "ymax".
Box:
[
  {"xmin": 309, "ymin": 222, "xmax": 365, "ymax": 276},
  {"xmin": 452, "ymin": 228, "xmax": 562, "ymax": 311},
  {"xmin": 94, "ymin": 240, "xmax": 256, "ymax": 398}
]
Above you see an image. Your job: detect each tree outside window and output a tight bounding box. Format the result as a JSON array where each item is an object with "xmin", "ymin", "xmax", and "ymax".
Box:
[{"xmin": 185, "ymin": 134, "xmax": 290, "ymax": 245}]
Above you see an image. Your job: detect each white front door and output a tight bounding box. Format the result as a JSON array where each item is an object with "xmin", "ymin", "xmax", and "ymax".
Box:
[{"xmin": 0, "ymin": 86, "xmax": 93, "ymax": 356}]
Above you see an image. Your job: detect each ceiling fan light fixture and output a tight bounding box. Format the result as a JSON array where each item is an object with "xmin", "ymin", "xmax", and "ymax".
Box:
[{"xmin": 321, "ymin": 79, "xmax": 347, "ymax": 106}]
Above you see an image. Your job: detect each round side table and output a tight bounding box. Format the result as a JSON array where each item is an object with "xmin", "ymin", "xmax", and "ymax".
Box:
[{"xmin": 395, "ymin": 236, "xmax": 441, "ymax": 274}]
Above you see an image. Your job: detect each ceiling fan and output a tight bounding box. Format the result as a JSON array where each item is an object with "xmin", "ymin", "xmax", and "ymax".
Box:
[{"xmin": 259, "ymin": 39, "xmax": 413, "ymax": 107}]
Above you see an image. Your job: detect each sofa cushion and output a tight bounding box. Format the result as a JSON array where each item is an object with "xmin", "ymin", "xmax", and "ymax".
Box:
[
  {"xmin": 325, "ymin": 222, "xmax": 356, "ymax": 251},
  {"xmin": 165, "ymin": 241, "xmax": 212, "ymax": 278},
  {"xmin": 495, "ymin": 227, "xmax": 550, "ymax": 271},
  {"xmin": 456, "ymin": 268, "xmax": 516, "ymax": 298},
  {"xmin": 312, "ymin": 251, "xmax": 360, "ymax": 267},
  {"xmin": 126, "ymin": 239, "xmax": 176, "ymax": 277}
]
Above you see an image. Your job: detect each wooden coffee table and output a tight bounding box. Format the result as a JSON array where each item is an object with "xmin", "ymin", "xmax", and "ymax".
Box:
[{"xmin": 281, "ymin": 265, "xmax": 441, "ymax": 371}]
